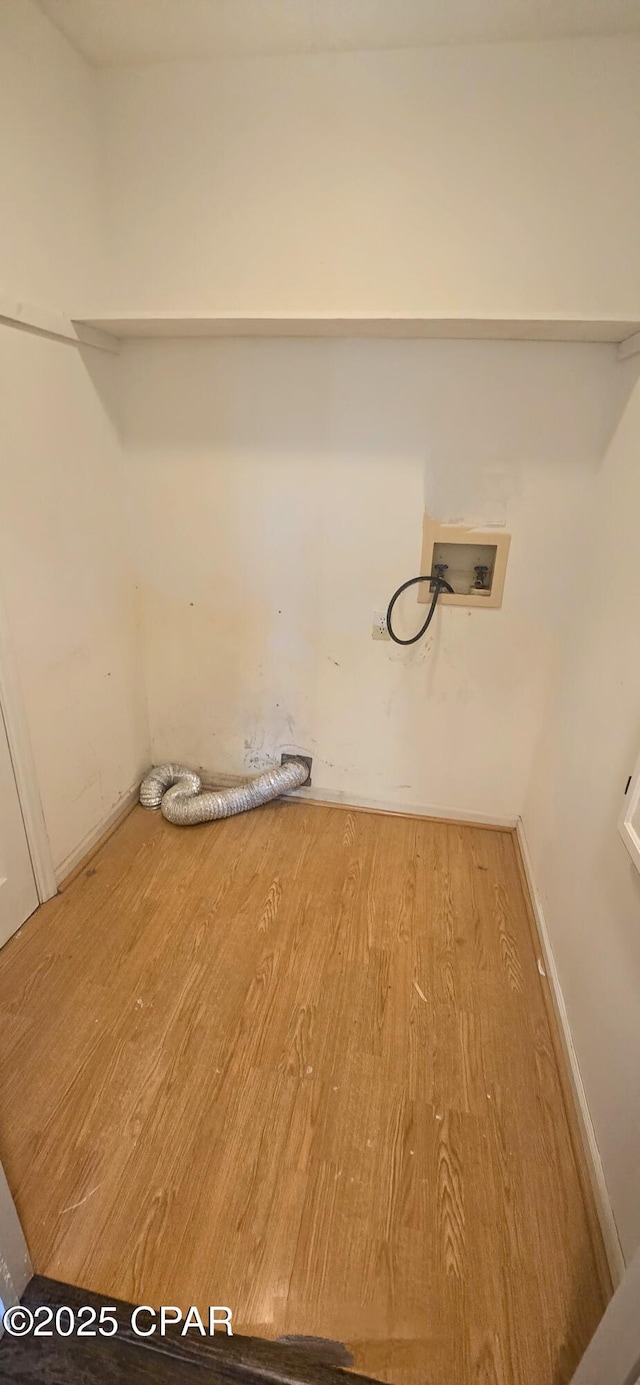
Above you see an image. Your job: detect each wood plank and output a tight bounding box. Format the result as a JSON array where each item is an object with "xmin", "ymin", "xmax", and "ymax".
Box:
[{"xmin": 0, "ymin": 802, "xmax": 610, "ymax": 1385}]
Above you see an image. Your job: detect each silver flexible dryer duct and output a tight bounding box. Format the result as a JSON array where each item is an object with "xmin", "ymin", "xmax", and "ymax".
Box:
[{"xmin": 139, "ymin": 758, "xmax": 310, "ymax": 825}]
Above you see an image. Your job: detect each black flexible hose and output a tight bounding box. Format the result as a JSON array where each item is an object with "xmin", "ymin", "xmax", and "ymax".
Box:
[{"xmin": 386, "ymin": 573, "xmax": 455, "ymax": 646}]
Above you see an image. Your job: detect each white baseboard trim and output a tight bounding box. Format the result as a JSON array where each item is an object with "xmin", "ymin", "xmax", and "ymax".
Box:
[
  {"xmin": 287, "ymin": 784, "xmax": 517, "ymax": 829},
  {"xmin": 516, "ymin": 817, "xmax": 625, "ymax": 1286},
  {"xmin": 191, "ymin": 765, "xmax": 517, "ymax": 828},
  {"xmin": 54, "ymin": 782, "xmax": 140, "ymax": 887}
]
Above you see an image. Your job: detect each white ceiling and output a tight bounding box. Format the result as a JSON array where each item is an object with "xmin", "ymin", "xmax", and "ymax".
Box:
[{"xmin": 37, "ymin": 0, "xmax": 640, "ymax": 64}]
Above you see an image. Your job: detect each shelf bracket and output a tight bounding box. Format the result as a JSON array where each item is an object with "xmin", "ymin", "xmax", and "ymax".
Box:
[
  {"xmin": 0, "ymin": 296, "xmax": 119, "ymax": 354},
  {"xmin": 617, "ymin": 329, "xmax": 640, "ymax": 362}
]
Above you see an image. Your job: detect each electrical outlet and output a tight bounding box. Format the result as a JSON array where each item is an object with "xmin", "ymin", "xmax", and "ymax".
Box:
[{"xmin": 372, "ymin": 610, "xmax": 390, "ymax": 641}]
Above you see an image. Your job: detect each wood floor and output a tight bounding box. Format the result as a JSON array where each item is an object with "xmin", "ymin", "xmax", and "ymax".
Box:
[{"xmin": 0, "ymin": 801, "xmax": 609, "ymax": 1384}]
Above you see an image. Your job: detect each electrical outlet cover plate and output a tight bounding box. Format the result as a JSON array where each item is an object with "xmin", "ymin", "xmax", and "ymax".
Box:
[
  {"xmin": 372, "ymin": 610, "xmax": 390, "ymax": 640},
  {"xmin": 419, "ymin": 512, "xmax": 511, "ymax": 609}
]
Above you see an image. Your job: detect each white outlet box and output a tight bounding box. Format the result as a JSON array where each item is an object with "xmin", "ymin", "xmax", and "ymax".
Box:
[{"xmin": 372, "ymin": 610, "xmax": 390, "ymax": 641}]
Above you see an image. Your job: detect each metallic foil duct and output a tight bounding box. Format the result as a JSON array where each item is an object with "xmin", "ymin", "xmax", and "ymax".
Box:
[{"xmin": 139, "ymin": 758, "xmax": 310, "ymax": 825}]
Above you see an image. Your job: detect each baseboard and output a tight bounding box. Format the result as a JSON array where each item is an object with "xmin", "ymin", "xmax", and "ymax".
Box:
[
  {"xmin": 515, "ymin": 817, "xmax": 625, "ymax": 1288},
  {"xmin": 287, "ymin": 784, "xmax": 517, "ymax": 830},
  {"xmin": 161, "ymin": 765, "xmax": 517, "ymax": 831},
  {"xmin": 55, "ymin": 783, "xmax": 141, "ymax": 890}
]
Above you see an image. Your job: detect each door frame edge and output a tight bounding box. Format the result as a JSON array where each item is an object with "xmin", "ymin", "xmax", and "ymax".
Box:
[{"xmin": 0, "ymin": 591, "xmax": 57, "ymax": 905}]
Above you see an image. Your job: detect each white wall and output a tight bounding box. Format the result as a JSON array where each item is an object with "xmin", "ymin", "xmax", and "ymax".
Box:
[
  {"xmin": 0, "ymin": 0, "xmax": 106, "ymax": 308},
  {"xmin": 120, "ymin": 337, "xmax": 624, "ymax": 822},
  {"xmin": 0, "ymin": 0, "xmax": 149, "ymax": 880},
  {"xmin": 522, "ymin": 366, "xmax": 640, "ymax": 1264},
  {"xmin": 0, "ymin": 330, "xmax": 149, "ymax": 877},
  {"xmin": 101, "ymin": 37, "xmax": 640, "ymax": 318}
]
